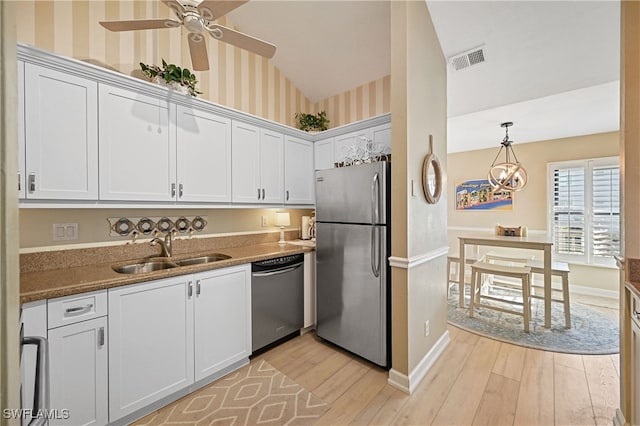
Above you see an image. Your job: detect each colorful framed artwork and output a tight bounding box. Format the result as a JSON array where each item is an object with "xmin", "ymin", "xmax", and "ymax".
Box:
[{"xmin": 455, "ymin": 179, "xmax": 513, "ymax": 211}]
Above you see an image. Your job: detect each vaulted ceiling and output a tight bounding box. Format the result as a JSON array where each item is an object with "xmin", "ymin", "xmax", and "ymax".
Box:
[{"xmin": 227, "ymin": 0, "xmax": 620, "ymax": 152}]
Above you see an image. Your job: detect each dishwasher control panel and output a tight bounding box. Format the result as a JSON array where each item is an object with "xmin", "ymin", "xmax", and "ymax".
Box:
[{"xmin": 252, "ymin": 253, "xmax": 304, "ymax": 272}]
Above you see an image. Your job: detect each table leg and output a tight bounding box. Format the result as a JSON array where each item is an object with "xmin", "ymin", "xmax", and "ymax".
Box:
[
  {"xmin": 459, "ymin": 239, "xmax": 466, "ymax": 308},
  {"xmin": 544, "ymin": 246, "xmax": 551, "ymax": 328}
]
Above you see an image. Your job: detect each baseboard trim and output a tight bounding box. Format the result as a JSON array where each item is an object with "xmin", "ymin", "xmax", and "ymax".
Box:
[
  {"xmin": 389, "ymin": 246, "xmax": 449, "ymax": 269},
  {"xmin": 570, "ymin": 284, "xmax": 619, "ymax": 300},
  {"xmin": 613, "ymin": 408, "xmax": 626, "ymax": 426},
  {"xmin": 387, "ymin": 330, "xmax": 450, "ymax": 394}
]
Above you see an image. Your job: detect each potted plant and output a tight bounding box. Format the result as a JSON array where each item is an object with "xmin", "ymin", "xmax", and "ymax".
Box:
[
  {"xmin": 294, "ymin": 110, "xmax": 330, "ymax": 132},
  {"xmin": 139, "ymin": 59, "xmax": 202, "ymax": 97}
]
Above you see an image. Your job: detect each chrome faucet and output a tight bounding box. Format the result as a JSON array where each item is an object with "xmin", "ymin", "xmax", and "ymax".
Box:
[{"xmin": 150, "ymin": 231, "xmax": 174, "ymax": 257}]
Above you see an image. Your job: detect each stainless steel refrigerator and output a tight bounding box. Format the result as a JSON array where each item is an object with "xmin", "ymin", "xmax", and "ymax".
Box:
[{"xmin": 315, "ymin": 161, "xmax": 390, "ymax": 368}]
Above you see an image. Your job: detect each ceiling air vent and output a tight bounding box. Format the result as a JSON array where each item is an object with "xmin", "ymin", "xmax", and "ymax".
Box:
[{"xmin": 448, "ymin": 45, "xmax": 486, "ymax": 71}]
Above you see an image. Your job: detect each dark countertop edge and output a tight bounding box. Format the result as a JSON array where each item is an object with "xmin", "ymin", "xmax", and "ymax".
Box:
[{"xmin": 20, "ymin": 244, "xmax": 313, "ymax": 304}]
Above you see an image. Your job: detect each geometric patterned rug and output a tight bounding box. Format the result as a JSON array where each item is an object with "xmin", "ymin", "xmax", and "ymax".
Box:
[
  {"xmin": 447, "ymin": 287, "xmax": 619, "ymax": 355},
  {"xmin": 134, "ymin": 361, "xmax": 328, "ymax": 425}
]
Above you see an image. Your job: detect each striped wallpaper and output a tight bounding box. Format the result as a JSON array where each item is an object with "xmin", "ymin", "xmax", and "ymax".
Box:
[{"xmin": 15, "ymin": 0, "xmax": 390, "ymax": 128}]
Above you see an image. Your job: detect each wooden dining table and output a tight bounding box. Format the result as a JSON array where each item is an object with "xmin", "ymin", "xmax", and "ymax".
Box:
[{"xmin": 458, "ymin": 232, "xmax": 554, "ymax": 328}]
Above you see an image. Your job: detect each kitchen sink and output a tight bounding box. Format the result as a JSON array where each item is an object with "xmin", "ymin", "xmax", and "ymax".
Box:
[
  {"xmin": 174, "ymin": 254, "xmax": 231, "ymax": 266},
  {"xmin": 112, "ymin": 253, "xmax": 231, "ymax": 274},
  {"xmin": 113, "ymin": 260, "xmax": 178, "ymax": 274}
]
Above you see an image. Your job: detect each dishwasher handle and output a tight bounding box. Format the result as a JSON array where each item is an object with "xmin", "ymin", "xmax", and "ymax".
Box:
[
  {"xmin": 22, "ymin": 336, "xmax": 49, "ymax": 426},
  {"xmin": 251, "ymin": 263, "xmax": 303, "ymax": 277}
]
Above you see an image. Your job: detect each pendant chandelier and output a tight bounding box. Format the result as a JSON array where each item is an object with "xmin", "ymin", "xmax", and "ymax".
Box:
[{"xmin": 488, "ymin": 122, "xmax": 527, "ymax": 192}]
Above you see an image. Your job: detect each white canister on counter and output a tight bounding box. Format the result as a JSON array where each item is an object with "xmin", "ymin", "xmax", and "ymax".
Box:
[{"xmin": 301, "ymin": 216, "xmax": 311, "ymax": 240}]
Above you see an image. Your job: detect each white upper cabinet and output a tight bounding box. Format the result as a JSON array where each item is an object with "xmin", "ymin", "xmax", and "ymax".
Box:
[
  {"xmin": 231, "ymin": 121, "xmax": 283, "ymax": 204},
  {"xmin": 24, "ymin": 63, "xmax": 98, "ymax": 199},
  {"xmin": 284, "ymin": 136, "xmax": 314, "ymax": 204},
  {"xmin": 371, "ymin": 123, "xmax": 391, "ymax": 152},
  {"xmin": 18, "ymin": 60, "xmax": 25, "ymax": 198},
  {"xmin": 314, "ymin": 137, "xmax": 334, "ymax": 171},
  {"xmin": 99, "ymin": 84, "xmax": 176, "ymax": 202},
  {"xmin": 176, "ymin": 106, "xmax": 232, "ymax": 203}
]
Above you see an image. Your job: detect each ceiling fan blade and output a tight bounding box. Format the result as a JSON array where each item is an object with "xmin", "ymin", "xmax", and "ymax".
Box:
[
  {"xmin": 198, "ymin": 1, "xmax": 249, "ymax": 21},
  {"xmin": 188, "ymin": 33, "xmax": 210, "ymax": 71},
  {"xmin": 161, "ymin": 0, "xmax": 185, "ymax": 17},
  {"xmin": 207, "ymin": 24, "xmax": 276, "ymax": 59},
  {"xmin": 99, "ymin": 19, "xmax": 180, "ymax": 32}
]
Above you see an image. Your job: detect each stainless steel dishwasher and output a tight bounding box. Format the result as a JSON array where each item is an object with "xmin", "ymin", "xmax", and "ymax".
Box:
[{"xmin": 251, "ymin": 253, "xmax": 304, "ymax": 353}]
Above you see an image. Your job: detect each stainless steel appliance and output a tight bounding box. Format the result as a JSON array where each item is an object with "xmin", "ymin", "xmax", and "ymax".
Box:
[
  {"xmin": 251, "ymin": 254, "xmax": 304, "ymax": 352},
  {"xmin": 315, "ymin": 161, "xmax": 391, "ymax": 368}
]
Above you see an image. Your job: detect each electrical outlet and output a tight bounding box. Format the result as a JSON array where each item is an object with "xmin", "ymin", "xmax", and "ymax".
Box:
[
  {"xmin": 53, "ymin": 223, "xmax": 79, "ymax": 241},
  {"xmin": 424, "ymin": 320, "xmax": 430, "ymax": 337},
  {"xmin": 261, "ymin": 216, "xmax": 269, "ymax": 227}
]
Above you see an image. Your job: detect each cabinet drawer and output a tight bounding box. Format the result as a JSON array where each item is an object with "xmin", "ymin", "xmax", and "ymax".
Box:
[
  {"xmin": 632, "ymin": 289, "xmax": 640, "ymax": 328},
  {"xmin": 48, "ymin": 290, "xmax": 107, "ymax": 329}
]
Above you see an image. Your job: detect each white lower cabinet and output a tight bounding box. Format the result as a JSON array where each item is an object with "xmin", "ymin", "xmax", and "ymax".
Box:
[
  {"xmin": 631, "ymin": 289, "xmax": 640, "ymax": 426},
  {"xmin": 194, "ymin": 265, "xmax": 251, "ymax": 381},
  {"xmin": 303, "ymin": 252, "xmax": 316, "ymax": 328},
  {"xmin": 108, "ymin": 264, "xmax": 251, "ymax": 423},
  {"xmin": 108, "ymin": 276, "xmax": 194, "ymax": 421},
  {"xmin": 48, "ymin": 317, "xmax": 108, "ymax": 426}
]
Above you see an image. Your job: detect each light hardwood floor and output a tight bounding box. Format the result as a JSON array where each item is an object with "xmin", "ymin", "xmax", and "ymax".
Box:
[{"xmin": 144, "ymin": 296, "xmax": 620, "ymax": 425}]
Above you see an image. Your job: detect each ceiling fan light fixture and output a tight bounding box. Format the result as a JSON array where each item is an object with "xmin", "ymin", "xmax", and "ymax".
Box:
[{"xmin": 487, "ymin": 122, "xmax": 528, "ymax": 192}]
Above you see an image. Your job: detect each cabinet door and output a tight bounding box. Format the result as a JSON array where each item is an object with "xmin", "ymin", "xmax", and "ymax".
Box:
[
  {"xmin": 303, "ymin": 252, "xmax": 316, "ymax": 328},
  {"xmin": 284, "ymin": 136, "xmax": 314, "ymax": 204},
  {"xmin": 632, "ymin": 316, "xmax": 640, "ymax": 426},
  {"xmin": 24, "ymin": 63, "xmax": 98, "ymax": 200},
  {"xmin": 231, "ymin": 121, "xmax": 261, "ymax": 203},
  {"xmin": 314, "ymin": 137, "xmax": 334, "ymax": 171},
  {"xmin": 48, "ymin": 317, "xmax": 108, "ymax": 426},
  {"xmin": 177, "ymin": 106, "xmax": 232, "ymax": 202},
  {"xmin": 108, "ymin": 276, "xmax": 194, "ymax": 421},
  {"xmin": 194, "ymin": 265, "xmax": 251, "ymax": 381},
  {"xmin": 20, "ymin": 300, "xmax": 47, "ymax": 423},
  {"xmin": 99, "ymin": 84, "xmax": 176, "ymax": 201},
  {"xmin": 334, "ymin": 129, "xmax": 371, "ymax": 164},
  {"xmin": 371, "ymin": 123, "xmax": 391, "ymax": 153},
  {"xmin": 260, "ymin": 128, "xmax": 284, "ymax": 204},
  {"xmin": 18, "ymin": 60, "xmax": 25, "ymax": 198}
]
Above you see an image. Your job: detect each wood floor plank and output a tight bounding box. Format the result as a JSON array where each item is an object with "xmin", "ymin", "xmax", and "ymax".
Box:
[
  {"xmin": 350, "ymin": 383, "xmax": 410, "ymax": 426},
  {"xmin": 492, "ymin": 342, "xmax": 526, "ymax": 381},
  {"xmin": 611, "ymin": 353, "xmax": 620, "ymax": 377},
  {"xmin": 472, "ymin": 373, "xmax": 520, "ymax": 425},
  {"xmin": 295, "ymin": 349, "xmax": 353, "ymax": 391},
  {"xmin": 430, "ymin": 336, "xmax": 501, "ymax": 426},
  {"xmin": 391, "ymin": 337, "xmax": 477, "ymax": 425},
  {"xmin": 313, "ymin": 357, "xmax": 371, "ymax": 403},
  {"xmin": 315, "ymin": 367, "xmax": 388, "ymax": 425},
  {"xmin": 555, "ymin": 351, "xmax": 585, "ymax": 371},
  {"xmin": 583, "ymin": 355, "xmax": 620, "ymax": 426},
  {"xmin": 513, "ymin": 349, "xmax": 555, "ymax": 426},
  {"xmin": 554, "ymin": 360, "xmax": 596, "ymax": 425}
]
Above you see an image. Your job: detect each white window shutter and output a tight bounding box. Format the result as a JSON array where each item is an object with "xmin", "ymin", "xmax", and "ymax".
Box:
[
  {"xmin": 591, "ymin": 165, "xmax": 620, "ymax": 258},
  {"xmin": 553, "ymin": 167, "xmax": 585, "ymax": 255}
]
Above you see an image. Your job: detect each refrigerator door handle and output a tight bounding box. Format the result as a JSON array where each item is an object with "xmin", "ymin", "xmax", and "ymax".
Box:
[
  {"xmin": 371, "ymin": 227, "xmax": 381, "ymax": 277},
  {"xmin": 370, "ymin": 172, "xmax": 379, "ymax": 225}
]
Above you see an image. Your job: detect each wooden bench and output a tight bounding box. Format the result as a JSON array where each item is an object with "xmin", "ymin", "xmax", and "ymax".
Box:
[
  {"xmin": 446, "ymin": 254, "xmax": 478, "ymax": 296},
  {"xmin": 525, "ymin": 260, "xmax": 571, "ymax": 328},
  {"xmin": 470, "ymin": 261, "xmax": 532, "ymax": 332}
]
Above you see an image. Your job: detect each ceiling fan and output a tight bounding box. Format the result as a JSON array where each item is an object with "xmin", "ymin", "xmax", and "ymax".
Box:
[{"xmin": 99, "ymin": 0, "xmax": 276, "ymax": 71}]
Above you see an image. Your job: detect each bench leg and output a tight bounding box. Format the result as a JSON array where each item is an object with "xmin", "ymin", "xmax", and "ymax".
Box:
[
  {"xmin": 562, "ymin": 273, "xmax": 571, "ymax": 329},
  {"xmin": 469, "ymin": 269, "xmax": 477, "ymax": 317},
  {"xmin": 522, "ymin": 274, "xmax": 530, "ymax": 332}
]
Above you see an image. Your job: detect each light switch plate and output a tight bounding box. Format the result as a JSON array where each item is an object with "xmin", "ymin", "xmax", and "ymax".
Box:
[{"xmin": 53, "ymin": 223, "xmax": 78, "ymax": 241}]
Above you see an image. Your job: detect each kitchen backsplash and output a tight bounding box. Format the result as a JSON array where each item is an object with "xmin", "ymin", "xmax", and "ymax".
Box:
[{"xmin": 20, "ymin": 208, "xmax": 312, "ymax": 250}]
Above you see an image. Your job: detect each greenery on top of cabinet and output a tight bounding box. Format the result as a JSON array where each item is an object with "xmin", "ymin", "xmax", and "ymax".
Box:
[
  {"xmin": 294, "ymin": 111, "xmax": 330, "ymax": 132},
  {"xmin": 140, "ymin": 60, "xmax": 202, "ymax": 97}
]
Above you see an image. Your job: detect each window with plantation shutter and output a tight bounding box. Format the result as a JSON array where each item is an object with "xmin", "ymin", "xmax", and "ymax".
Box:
[{"xmin": 548, "ymin": 157, "xmax": 620, "ymax": 265}]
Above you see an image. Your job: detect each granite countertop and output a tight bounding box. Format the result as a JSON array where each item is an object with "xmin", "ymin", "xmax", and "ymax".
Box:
[
  {"xmin": 21, "ymin": 242, "xmax": 313, "ymax": 304},
  {"xmin": 626, "ymin": 280, "xmax": 640, "ymax": 298}
]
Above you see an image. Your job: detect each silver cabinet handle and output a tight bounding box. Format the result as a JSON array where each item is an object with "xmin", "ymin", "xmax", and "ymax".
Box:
[
  {"xmin": 179, "ymin": 183, "xmax": 184, "ymax": 198},
  {"xmin": 65, "ymin": 303, "xmax": 93, "ymax": 317},
  {"xmin": 28, "ymin": 173, "xmax": 36, "ymax": 193},
  {"xmin": 262, "ymin": 188, "xmax": 265, "ymax": 200},
  {"xmin": 188, "ymin": 281, "xmax": 193, "ymax": 298},
  {"xmin": 196, "ymin": 279, "xmax": 201, "ymax": 296},
  {"xmin": 18, "ymin": 172, "xmax": 21, "ymax": 191},
  {"xmin": 286, "ymin": 190, "xmax": 289, "ymax": 201},
  {"xmin": 634, "ymin": 309, "xmax": 640, "ymax": 320},
  {"xmin": 98, "ymin": 327, "xmax": 105, "ymax": 347},
  {"xmin": 171, "ymin": 183, "xmax": 176, "ymax": 197},
  {"xmin": 21, "ymin": 336, "xmax": 49, "ymax": 425},
  {"xmin": 258, "ymin": 188, "xmax": 261, "ymax": 200}
]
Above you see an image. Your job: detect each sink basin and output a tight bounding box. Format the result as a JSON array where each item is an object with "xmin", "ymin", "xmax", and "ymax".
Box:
[
  {"xmin": 113, "ymin": 260, "xmax": 178, "ymax": 274},
  {"xmin": 174, "ymin": 253, "xmax": 231, "ymax": 266}
]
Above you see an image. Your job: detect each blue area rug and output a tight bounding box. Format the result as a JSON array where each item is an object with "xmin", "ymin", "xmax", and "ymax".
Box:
[{"xmin": 447, "ymin": 287, "xmax": 619, "ymax": 355}]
